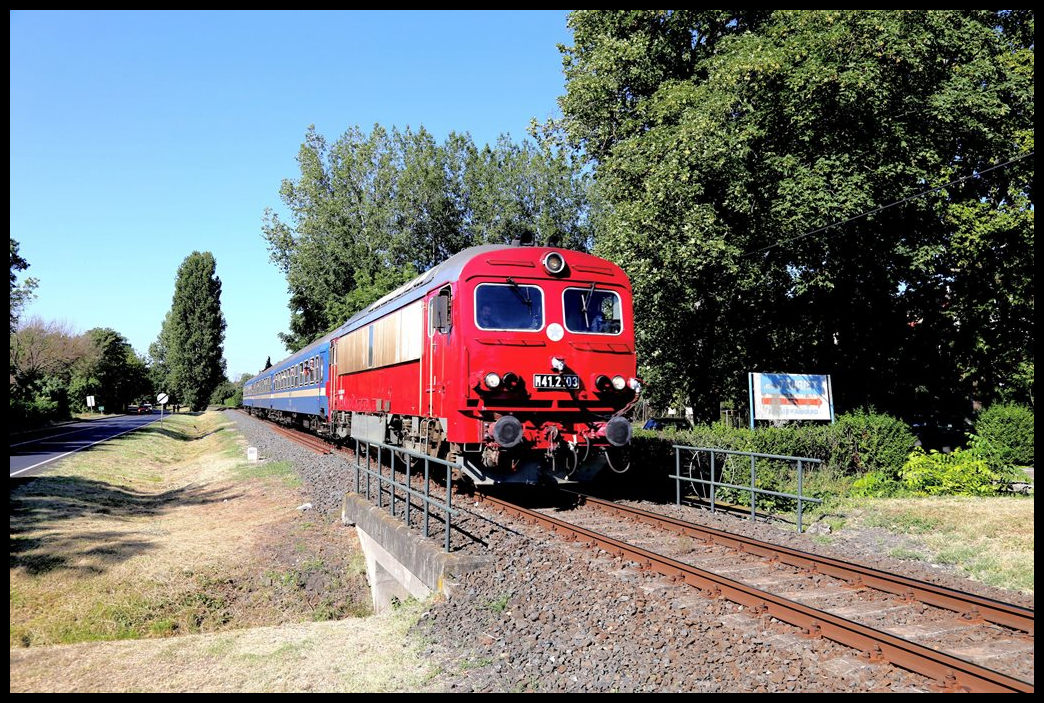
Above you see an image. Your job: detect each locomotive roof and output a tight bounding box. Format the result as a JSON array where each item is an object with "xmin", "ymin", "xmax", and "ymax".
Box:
[
  {"xmin": 248, "ymin": 243, "xmax": 624, "ymax": 382},
  {"xmin": 248, "ymin": 244, "xmax": 512, "ymax": 381},
  {"xmin": 325, "ymin": 243, "xmax": 513, "ymax": 338}
]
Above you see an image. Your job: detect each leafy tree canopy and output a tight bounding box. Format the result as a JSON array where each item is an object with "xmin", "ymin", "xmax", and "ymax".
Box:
[
  {"xmin": 10, "ymin": 238, "xmax": 39, "ymax": 333},
  {"xmin": 263, "ymin": 124, "xmax": 595, "ymax": 352},
  {"xmin": 557, "ymin": 10, "xmax": 1034, "ymax": 421}
]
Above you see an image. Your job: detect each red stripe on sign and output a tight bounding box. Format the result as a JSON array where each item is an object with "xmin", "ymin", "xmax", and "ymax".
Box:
[{"xmin": 761, "ymin": 397, "xmax": 822, "ymax": 406}]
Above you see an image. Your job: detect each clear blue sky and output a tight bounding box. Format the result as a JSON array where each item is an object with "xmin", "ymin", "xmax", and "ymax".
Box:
[{"xmin": 10, "ymin": 10, "xmax": 574, "ymax": 382}]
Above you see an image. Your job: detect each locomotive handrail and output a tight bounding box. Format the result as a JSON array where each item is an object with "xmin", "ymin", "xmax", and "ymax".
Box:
[
  {"xmin": 350, "ymin": 439, "xmax": 462, "ymax": 552},
  {"xmin": 672, "ymin": 445, "xmax": 823, "ymax": 533}
]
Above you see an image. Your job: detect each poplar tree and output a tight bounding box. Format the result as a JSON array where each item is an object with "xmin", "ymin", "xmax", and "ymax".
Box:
[{"xmin": 162, "ymin": 252, "xmax": 227, "ymax": 411}]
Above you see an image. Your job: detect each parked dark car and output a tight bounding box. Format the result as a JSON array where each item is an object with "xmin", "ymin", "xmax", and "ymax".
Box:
[{"xmin": 642, "ymin": 417, "xmax": 693, "ymax": 432}]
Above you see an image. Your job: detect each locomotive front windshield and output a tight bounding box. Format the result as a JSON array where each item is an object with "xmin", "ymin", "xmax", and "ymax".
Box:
[
  {"xmin": 475, "ymin": 283, "xmax": 544, "ymax": 331},
  {"xmin": 563, "ymin": 288, "xmax": 623, "ymax": 334}
]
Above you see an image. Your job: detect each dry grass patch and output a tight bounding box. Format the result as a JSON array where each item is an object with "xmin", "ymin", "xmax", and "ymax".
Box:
[
  {"xmin": 845, "ymin": 495, "xmax": 1034, "ymax": 593},
  {"xmin": 10, "ymin": 411, "xmax": 372, "ymax": 649},
  {"xmin": 10, "ymin": 599, "xmax": 444, "ymax": 693}
]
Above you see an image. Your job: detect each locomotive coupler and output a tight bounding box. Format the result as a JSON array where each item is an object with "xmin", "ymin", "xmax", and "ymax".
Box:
[
  {"xmin": 481, "ymin": 441, "xmax": 500, "ymax": 469},
  {"xmin": 542, "ymin": 423, "xmax": 562, "ymax": 459}
]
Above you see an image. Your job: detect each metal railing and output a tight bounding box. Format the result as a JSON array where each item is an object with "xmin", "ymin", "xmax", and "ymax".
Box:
[
  {"xmin": 349, "ymin": 439, "xmax": 462, "ymax": 552},
  {"xmin": 671, "ymin": 445, "xmax": 823, "ymax": 532}
]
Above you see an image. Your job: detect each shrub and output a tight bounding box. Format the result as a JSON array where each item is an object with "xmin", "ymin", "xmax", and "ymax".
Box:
[
  {"xmin": 685, "ymin": 422, "xmax": 752, "ymax": 454},
  {"xmin": 899, "ymin": 447, "xmax": 998, "ymax": 496},
  {"xmin": 973, "ymin": 403, "xmax": 1034, "ymax": 467},
  {"xmin": 749, "ymin": 423, "xmax": 831, "ymax": 464},
  {"xmin": 828, "ymin": 410, "xmax": 917, "ymax": 478},
  {"xmin": 851, "ymin": 471, "xmax": 902, "ymax": 497}
]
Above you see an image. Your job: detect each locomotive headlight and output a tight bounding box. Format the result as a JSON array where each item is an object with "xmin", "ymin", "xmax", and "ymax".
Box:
[
  {"xmin": 484, "ymin": 372, "xmax": 502, "ymax": 390},
  {"xmin": 502, "ymin": 372, "xmax": 521, "ymax": 391},
  {"xmin": 611, "ymin": 375, "xmax": 627, "ymax": 391},
  {"xmin": 542, "ymin": 251, "xmax": 567, "ymax": 276},
  {"xmin": 551, "ymin": 356, "xmax": 565, "ymax": 371},
  {"xmin": 594, "ymin": 375, "xmax": 613, "ymax": 392},
  {"xmin": 628, "ymin": 377, "xmax": 642, "ymax": 393}
]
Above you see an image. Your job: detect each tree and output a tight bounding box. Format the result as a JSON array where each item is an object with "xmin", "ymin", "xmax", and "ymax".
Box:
[
  {"xmin": 10, "ymin": 318, "xmax": 149, "ymax": 423},
  {"xmin": 557, "ymin": 10, "xmax": 1034, "ymax": 420},
  {"xmin": 10, "ymin": 317, "xmax": 90, "ymax": 422},
  {"xmin": 10, "ymin": 238, "xmax": 39, "ymax": 333},
  {"xmin": 161, "ymin": 252, "xmax": 227, "ymax": 411},
  {"xmin": 211, "ymin": 372, "xmax": 253, "ymax": 407},
  {"xmin": 263, "ymin": 124, "xmax": 595, "ymax": 351},
  {"xmin": 68, "ymin": 328, "xmax": 151, "ymax": 413},
  {"xmin": 148, "ymin": 312, "xmax": 175, "ymax": 406}
]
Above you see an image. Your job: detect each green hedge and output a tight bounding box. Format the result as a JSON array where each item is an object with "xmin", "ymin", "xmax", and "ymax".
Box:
[
  {"xmin": 973, "ymin": 403, "xmax": 1034, "ymax": 467},
  {"xmin": 636, "ymin": 410, "xmax": 916, "ymax": 478},
  {"xmin": 635, "ymin": 407, "xmax": 1032, "ymax": 502},
  {"xmin": 632, "ymin": 410, "xmax": 918, "ymax": 511}
]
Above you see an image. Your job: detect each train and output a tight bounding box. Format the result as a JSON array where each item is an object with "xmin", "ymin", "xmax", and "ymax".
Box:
[{"xmin": 243, "ymin": 237, "xmax": 641, "ymax": 485}]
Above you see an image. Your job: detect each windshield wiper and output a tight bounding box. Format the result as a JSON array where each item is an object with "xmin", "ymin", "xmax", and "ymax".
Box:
[
  {"xmin": 581, "ymin": 281, "xmax": 596, "ymax": 328},
  {"xmin": 506, "ymin": 277, "xmax": 532, "ymax": 307}
]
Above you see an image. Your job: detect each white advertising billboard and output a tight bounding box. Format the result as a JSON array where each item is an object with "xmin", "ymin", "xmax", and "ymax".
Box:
[{"xmin": 749, "ymin": 373, "xmax": 834, "ymax": 425}]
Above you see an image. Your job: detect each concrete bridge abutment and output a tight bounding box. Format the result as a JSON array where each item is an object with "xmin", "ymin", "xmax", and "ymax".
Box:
[{"xmin": 341, "ymin": 492, "xmax": 492, "ymax": 614}]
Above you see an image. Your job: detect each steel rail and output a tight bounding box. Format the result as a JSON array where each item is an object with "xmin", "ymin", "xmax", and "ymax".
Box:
[
  {"xmin": 572, "ymin": 492, "xmax": 1034, "ymax": 635},
  {"xmin": 253, "ymin": 416, "xmax": 332, "ymax": 455},
  {"xmin": 478, "ymin": 492, "xmax": 1033, "ymax": 694}
]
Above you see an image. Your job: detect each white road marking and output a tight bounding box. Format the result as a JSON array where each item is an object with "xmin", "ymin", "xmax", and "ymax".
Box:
[{"xmin": 10, "ymin": 422, "xmax": 154, "ymax": 477}]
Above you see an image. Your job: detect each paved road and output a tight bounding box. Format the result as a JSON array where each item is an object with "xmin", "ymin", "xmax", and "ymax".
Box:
[{"xmin": 10, "ymin": 414, "xmax": 161, "ymax": 477}]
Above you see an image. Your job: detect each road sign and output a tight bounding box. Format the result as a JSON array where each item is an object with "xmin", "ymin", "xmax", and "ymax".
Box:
[
  {"xmin": 86, "ymin": 395, "xmax": 95, "ymax": 407},
  {"xmin": 157, "ymin": 392, "xmax": 169, "ymax": 404}
]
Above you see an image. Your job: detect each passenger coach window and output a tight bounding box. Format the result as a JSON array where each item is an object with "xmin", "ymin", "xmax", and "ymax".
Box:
[
  {"xmin": 563, "ymin": 288, "xmax": 623, "ymax": 334},
  {"xmin": 475, "ymin": 282, "xmax": 543, "ymax": 331}
]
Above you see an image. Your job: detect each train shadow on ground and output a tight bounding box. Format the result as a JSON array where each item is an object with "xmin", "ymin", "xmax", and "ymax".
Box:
[{"xmin": 474, "ymin": 465, "xmax": 678, "ymax": 512}]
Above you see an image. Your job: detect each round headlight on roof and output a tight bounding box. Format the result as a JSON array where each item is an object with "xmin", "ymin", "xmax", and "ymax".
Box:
[{"xmin": 542, "ymin": 251, "xmax": 567, "ymax": 276}]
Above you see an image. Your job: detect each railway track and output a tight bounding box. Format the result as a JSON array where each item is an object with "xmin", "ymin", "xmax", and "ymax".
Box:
[
  {"xmin": 241, "ymin": 411, "xmax": 1033, "ymax": 692},
  {"xmin": 251, "ymin": 417, "xmax": 332, "ymax": 455},
  {"xmin": 476, "ymin": 491, "xmax": 1034, "ymax": 693}
]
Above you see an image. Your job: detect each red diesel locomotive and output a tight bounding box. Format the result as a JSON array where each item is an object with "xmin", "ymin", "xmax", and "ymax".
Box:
[{"xmin": 243, "ymin": 239, "xmax": 641, "ymax": 484}]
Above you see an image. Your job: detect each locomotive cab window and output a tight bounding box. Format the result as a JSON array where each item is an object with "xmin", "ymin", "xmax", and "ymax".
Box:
[
  {"xmin": 563, "ymin": 287, "xmax": 623, "ymax": 335},
  {"xmin": 475, "ymin": 282, "xmax": 544, "ymax": 331}
]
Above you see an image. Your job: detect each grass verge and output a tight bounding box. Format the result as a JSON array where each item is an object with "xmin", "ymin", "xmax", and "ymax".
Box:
[
  {"xmin": 10, "ymin": 411, "xmax": 373, "ymax": 649},
  {"xmin": 841, "ymin": 495, "xmax": 1035, "ymax": 593}
]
